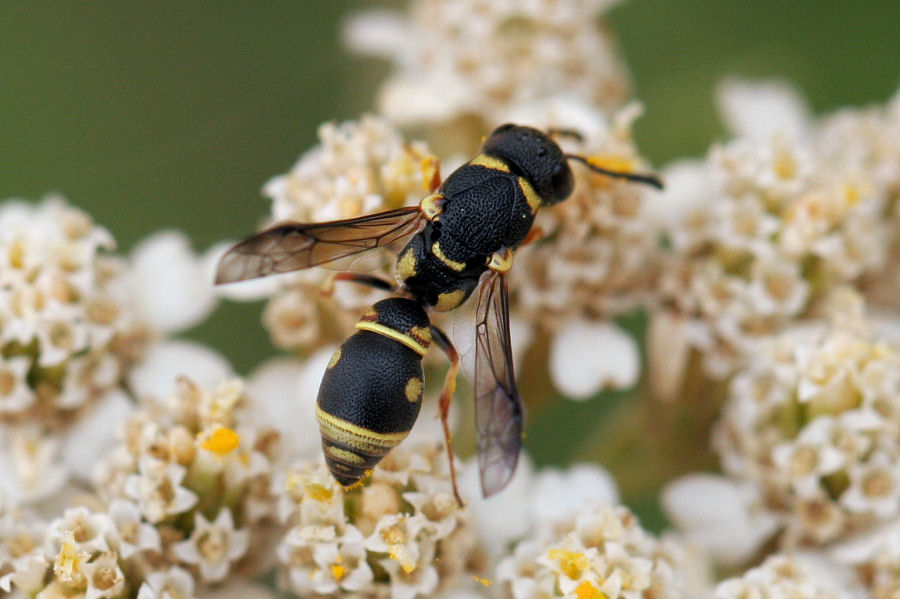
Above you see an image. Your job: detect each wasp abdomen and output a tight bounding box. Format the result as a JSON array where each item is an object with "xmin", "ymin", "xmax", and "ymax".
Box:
[{"xmin": 316, "ymin": 298, "xmax": 430, "ymax": 487}]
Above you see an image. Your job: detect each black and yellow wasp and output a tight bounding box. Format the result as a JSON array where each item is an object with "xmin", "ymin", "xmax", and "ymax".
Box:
[{"xmin": 215, "ymin": 124, "xmax": 662, "ymax": 504}]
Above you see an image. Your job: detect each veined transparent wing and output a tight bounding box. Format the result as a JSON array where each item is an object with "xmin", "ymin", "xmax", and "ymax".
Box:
[
  {"xmin": 215, "ymin": 206, "xmax": 425, "ymax": 284},
  {"xmin": 474, "ymin": 270, "xmax": 524, "ymax": 497}
]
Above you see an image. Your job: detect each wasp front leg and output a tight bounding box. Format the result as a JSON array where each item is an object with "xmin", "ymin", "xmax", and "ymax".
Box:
[{"xmin": 430, "ymin": 324, "xmax": 464, "ymax": 507}]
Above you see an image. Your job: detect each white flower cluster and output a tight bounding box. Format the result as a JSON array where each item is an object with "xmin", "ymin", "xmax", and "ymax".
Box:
[
  {"xmin": 1, "ymin": 376, "xmax": 284, "ymax": 599},
  {"xmin": 712, "ymin": 302, "xmax": 900, "ymax": 546},
  {"xmin": 505, "ymin": 103, "xmax": 660, "ymax": 397},
  {"xmin": 653, "ymin": 83, "xmax": 900, "ymax": 381},
  {"xmin": 496, "ymin": 504, "xmax": 691, "ymax": 599},
  {"xmin": 344, "ymin": 0, "xmax": 630, "ymax": 131},
  {"xmin": 0, "ymin": 198, "xmax": 143, "ymax": 421},
  {"xmin": 0, "ymin": 198, "xmax": 148, "ymax": 505},
  {"xmin": 0, "ymin": 198, "xmax": 221, "ymax": 506},
  {"xmin": 275, "ymin": 440, "xmax": 478, "ymax": 599},
  {"xmin": 713, "ymin": 553, "xmax": 861, "ymax": 599},
  {"xmin": 249, "ymin": 116, "xmax": 440, "ymax": 351}
]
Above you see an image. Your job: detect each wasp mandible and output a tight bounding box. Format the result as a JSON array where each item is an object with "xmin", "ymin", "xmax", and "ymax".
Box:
[{"xmin": 216, "ymin": 124, "xmax": 662, "ymax": 504}]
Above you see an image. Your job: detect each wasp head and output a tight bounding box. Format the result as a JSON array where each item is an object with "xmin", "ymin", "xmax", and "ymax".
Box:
[{"xmin": 482, "ymin": 124, "xmax": 574, "ymax": 206}]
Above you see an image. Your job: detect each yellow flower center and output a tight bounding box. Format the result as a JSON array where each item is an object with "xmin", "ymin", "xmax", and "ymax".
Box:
[
  {"xmin": 304, "ymin": 482, "xmax": 334, "ymax": 502},
  {"xmin": 547, "ymin": 548, "xmax": 591, "ymax": 580},
  {"xmin": 331, "ymin": 556, "xmax": 347, "ymax": 581},
  {"xmin": 201, "ymin": 427, "xmax": 240, "ymax": 456},
  {"xmin": 576, "ymin": 581, "xmax": 607, "ymax": 599},
  {"xmin": 388, "ymin": 545, "xmax": 416, "ymax": 574},
  {"xmin": 198, "ymin": 528, "xmax": 228, "ymax": 563},
  {"xmin": 54, "ymin": 533, "xmax": 89, "ymax": 587}
]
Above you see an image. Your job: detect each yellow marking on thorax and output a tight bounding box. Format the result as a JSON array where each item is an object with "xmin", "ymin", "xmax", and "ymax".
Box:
[
  {"xmin": 419, "ymin": 193, "xmax": 444, "ymax": 221},
  {"xmin": 397, "ymin": 248, "xmax": 418, "ymax": 281},
  {"xmin": 469, "ymin": 153, "xmax": 510, "ymax": 172},
  {"xmin": 433, "ymin": 289, "xmax": 466, "ymax": 312},
  {"xmin": 317, "ymin": 406, "xmax": 409, "ymax": 452},
  {"xmin": 404, "ymin": 377, "xmax": 423, "ymax": 403},
  {"xmin": 432, "ymin": 242, "xmax": 466, "ymax": 272},
  {"xmin": 487, "ymin": 247, "xmax": 514, "ymax": 273},
  {"xmin": 355, "ymin": 321, "xmax": 429, "ymax": 356},
  {"xmin": 518, "ymin": 177, "xmax": 543, "ymax": 214},
  {"xmin": 327, "ymin": 348, "xmax": 342, "ymax": 369}
]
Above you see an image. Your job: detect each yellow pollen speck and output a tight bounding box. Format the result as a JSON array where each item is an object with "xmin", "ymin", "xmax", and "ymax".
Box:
[
  {"xmin": 9, "ymin": 239, "xmax": 25, "ymax": 269},
  {"xmin": 305, "ymin": 482, "xmax": 334, "ymax": 502},
  {"xmin": 774, "ymin": 149, "xmax": 797, "ymax": 179},
  {"xmin": 201, "ymin": 427, "xmax": 240, "ymax": 456},
  {"xmin": 389, "ymin": 546, "xmax": 416, "ymax": 573},
  {"xmin": 331, "ymin": 555, "xmax": 347, "ymax": 581},
  {"xmin": 843, "ymin": 183, "xmax": 862, "ymax": 205},
  {"xmin": 575, "ymin": 580, "xmax": 607, "ymax": 599},
  {"xmin": 473, "ymin": 576, "xmax": 493, "ymax": 586},
  {"xmin": 547, "ymin": 548, "xmax": 590, "ymax": 580}
]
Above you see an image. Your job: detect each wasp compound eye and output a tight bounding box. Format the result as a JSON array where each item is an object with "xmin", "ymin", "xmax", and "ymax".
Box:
[{"xmin": 549, "ymin": 162, "xmax": 574, "ymax": 204}]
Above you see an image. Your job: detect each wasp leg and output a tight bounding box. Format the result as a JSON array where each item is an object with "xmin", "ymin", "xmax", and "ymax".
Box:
[
  {"xmin": 320, "ymin": 272, "xmax": 398, "ymax": 296},
  {"xmin": 431, "ymin": 324, "xmax": 464, "ymax": 507},
  {"xmin": 520, "ymin": 226, "xmax": 545, "ymax": 248}
]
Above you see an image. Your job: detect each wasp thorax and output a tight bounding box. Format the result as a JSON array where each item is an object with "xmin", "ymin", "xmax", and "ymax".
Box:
[{"xmin": 482, "ymin": 124, "xmax": 574, "ymax": 205}]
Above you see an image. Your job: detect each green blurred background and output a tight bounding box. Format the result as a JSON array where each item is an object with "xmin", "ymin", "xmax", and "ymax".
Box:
[{"xmin": 2, "ymin": 2, "xmax": 899, "ymax": 516}]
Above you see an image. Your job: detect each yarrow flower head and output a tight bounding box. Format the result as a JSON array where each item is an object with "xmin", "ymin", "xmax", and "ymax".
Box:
[
  {"xmin": 714, "ymin": 553, "xmax": 861, "ymax": 599},
  {"xmin": 275, "ymin": 439, "xmax": 483, "ymax": 599},
  {"xmin": 496, "ymin": 503, "xmax": 694, "ymax": 599},
  {"xmin": 344, "ymin": 0, "xmax": 631, "ymax": 137},
  {"xmin": 504, "ymin": 102, "xmax": 662, "ymax": 397},
  {"xmin": 0, "ymin": 197, "xmax": 221, "ymax": 506},
  {"xmin": 241, "ymin": 115, "xmax": 441, "ymax": 352},
  {"xmin": 650, "ymin": 82, "xmax": 900, "ymax": 384},
  {"xmin": 713, "ymin": 294, "xmax": 900, "ymax": 545},
  {"xmin": 0, "ymin": 198, "xmax": 149, "ymax": 503},
  {"xmin": 0, "ymin": 198, "xmax": 143, "ymax": 415},
  {"xmin": 2, "ymin": 375, "xmax": 282, "ymax": 599}
]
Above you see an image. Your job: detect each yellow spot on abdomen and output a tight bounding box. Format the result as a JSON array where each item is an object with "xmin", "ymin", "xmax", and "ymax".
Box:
[
  {"xmin": 328, "ymin": 348, "xmax": 342, "ymax": 369},
  {"xmin": 404, "ymin": 377, "xmax": 423, "ymax": 403}
]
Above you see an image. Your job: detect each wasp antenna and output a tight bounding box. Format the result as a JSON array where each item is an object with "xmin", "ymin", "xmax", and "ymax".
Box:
[
  {"xmin": 565, "ymin": 154, "xmax": 664, "ymax": 190},
  {"xmin": 547, "ymin": 128, "xmax": 584, "ymax": 142}
]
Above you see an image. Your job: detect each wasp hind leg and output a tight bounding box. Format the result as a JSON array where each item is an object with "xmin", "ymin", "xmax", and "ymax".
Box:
[{"xmin": 431, "ymin": 324, "xmax": 464, "ymax": 507}]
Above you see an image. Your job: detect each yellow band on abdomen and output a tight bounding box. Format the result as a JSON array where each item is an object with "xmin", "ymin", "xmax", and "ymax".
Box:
[{"xmin": 316, "ymin": 405, "xmax": 409, "ymax": 454}]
